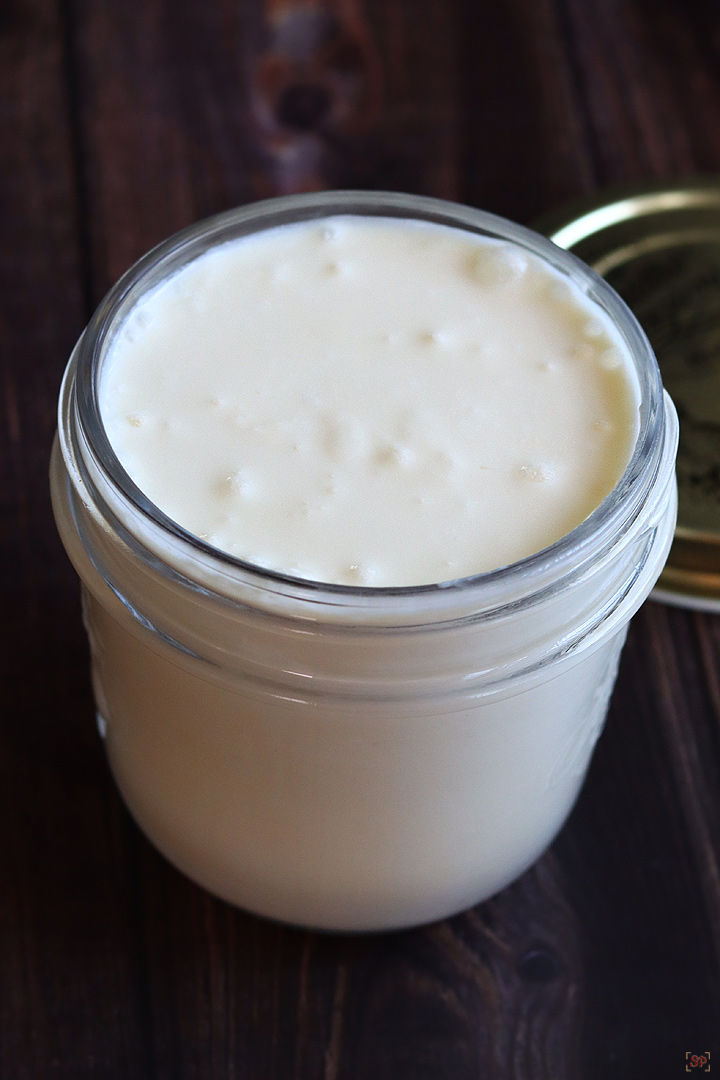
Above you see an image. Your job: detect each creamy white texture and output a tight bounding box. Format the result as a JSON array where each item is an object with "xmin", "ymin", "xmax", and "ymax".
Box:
[{"xmin": 100, "ymin": 217, "xmax": 640, "ymax": 587}]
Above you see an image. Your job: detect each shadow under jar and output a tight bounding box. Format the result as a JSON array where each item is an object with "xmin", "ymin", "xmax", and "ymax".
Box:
[{"xmin": 51, "ymin": 192, "xmax": 678, "ymax": 932}]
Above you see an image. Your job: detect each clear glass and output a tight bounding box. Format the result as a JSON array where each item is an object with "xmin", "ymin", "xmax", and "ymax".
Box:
[{"xmin": 51, "ymin": 191, "xmax": 679, "ymax": 931}]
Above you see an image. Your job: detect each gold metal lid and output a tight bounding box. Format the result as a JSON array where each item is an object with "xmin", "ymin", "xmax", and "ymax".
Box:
[{"xmin": 537, "ymin": 178, "xmax": 720, "ymax": 611}]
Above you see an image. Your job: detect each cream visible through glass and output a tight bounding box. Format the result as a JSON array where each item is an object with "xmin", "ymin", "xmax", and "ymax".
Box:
[
  {"xmin": 99, "ymin": 217, "xmax": 640, "ymax": 586},
  {"xmin": 53, "ymin": 199, "xmax": 677, "ymax": 932}
]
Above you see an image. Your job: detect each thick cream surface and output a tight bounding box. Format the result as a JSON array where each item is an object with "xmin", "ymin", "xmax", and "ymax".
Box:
[{"xmin": 100, "ymin": 217, "xmax": 640, "ymax": 587}]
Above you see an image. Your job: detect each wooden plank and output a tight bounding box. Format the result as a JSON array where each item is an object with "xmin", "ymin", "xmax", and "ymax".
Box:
[
  {"xmin": 454, "ymin": 0, "xmax": 597, "ymax": 221},
  {"xmin": 69, "ymin": 0, "xmax": 462, "ymax": 300},
  {"xmin": 557, "ymin": 605, "xmax": 720, "ymax": 1077},
  {"xmin": 560, "ymin": 0, "xmax": 720, "ymax": 181},
  {"xmin": 0, "ymin": 2, "xmax": 158, "ymax": 1076},
  {"xmin": 245, "ymin": 0, "xmax": 460, "ymax": 198}
]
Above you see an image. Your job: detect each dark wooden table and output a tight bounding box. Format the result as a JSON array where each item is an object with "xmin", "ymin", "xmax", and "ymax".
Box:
[{"xmin": 2, "ymin": 1, "xmax": 719, "ymax": 1076}]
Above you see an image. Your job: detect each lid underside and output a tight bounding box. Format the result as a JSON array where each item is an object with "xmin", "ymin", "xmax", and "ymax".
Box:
[{"xmin": 539, "ymin": 179, "xmax": 720, "ymax": 611}]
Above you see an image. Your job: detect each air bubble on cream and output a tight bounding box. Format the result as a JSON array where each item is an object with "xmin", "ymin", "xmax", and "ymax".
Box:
[
  {"xmin": 419, "ymin": 329, "xmax": 451, "ymax": 346},
  {"xmin": 216, "ymin": 471, "xmax": 253, "ymax": 499},
  {"xmin": 321, "ymin": 224, "xmax": 339, "ymax": 242},
  {"xmin": 344, "ymin": 562, "xmax": 375, "ymax": 585},
  {"xmin": 547, "ymin": 280, "xmax": 574, "ymax": 304},
  {"xmin": 321, "ymin": 415, "xmax": 364, "ymax": 461},
  {"xmin": 373, "ymin": 442, "xmax": 413, "ymax": 469},
  {"xmin": 468, "ymin": 243, "xmax": 529, "ymax": 287},
  {"xmin": 321, "ymin": 418, "xmax": 342, "ymax": 458},
  {"xmin": 599, "ymin": 347, "xmax": 622, "ymax": 370},
  {"xmin": 569, "ymin": 342, "xmax": 595, "ymax": 363},
  {"xmin": 520, "ymin": 463, "xmax": 556, "ymax": 483},
  {"xmin": 583, "ymin": 319, "xmax": 606, "ymax": 339},
  {"xmin": 429, "ymin": 449, "xmax": 457, "ymax": 476}
]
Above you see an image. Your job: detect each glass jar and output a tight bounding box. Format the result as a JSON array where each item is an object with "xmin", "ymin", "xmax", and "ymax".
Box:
[{"xmin": 51, "ymin": 191, "xmax": 678, "ymax": 932}]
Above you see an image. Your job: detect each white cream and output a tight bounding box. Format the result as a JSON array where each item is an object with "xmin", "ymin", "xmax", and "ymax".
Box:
[
  {"xmin": 99, "ymin": 217, "xmax": 640, "ymax": 586},
  {"xmin": 53, "ymin": 200, "xmax": 678, "ymax": 932}
]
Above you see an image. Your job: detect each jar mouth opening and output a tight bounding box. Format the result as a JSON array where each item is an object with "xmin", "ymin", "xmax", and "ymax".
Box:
[{"xmin": 72, "ymin": 190, "xmax": 665, "ymax": 603}]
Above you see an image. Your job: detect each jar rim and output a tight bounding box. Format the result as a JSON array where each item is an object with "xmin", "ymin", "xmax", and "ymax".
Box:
[{"xmin": 69, "ymin": 189, "xmax": 666, "ymax": 609}]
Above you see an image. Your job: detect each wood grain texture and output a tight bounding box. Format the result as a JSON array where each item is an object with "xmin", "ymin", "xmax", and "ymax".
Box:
[
  {"xmin": 557, "ymin": 604, "xmax": 720, "ymax": 1075},
  {"xmin": 455, "ymin": 0, "xmax": 596, "ymax": 220},
  {"xmin": 0, "ymin": 2, "xmax": 153, "ymax": 1077},
  {"xmin": 558, "ymin": 0, "xmax": 709, "ymax": 180},
  {"xmin": 1, "ymin": 1, "xmax": 719, "ymax": 1077}
]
